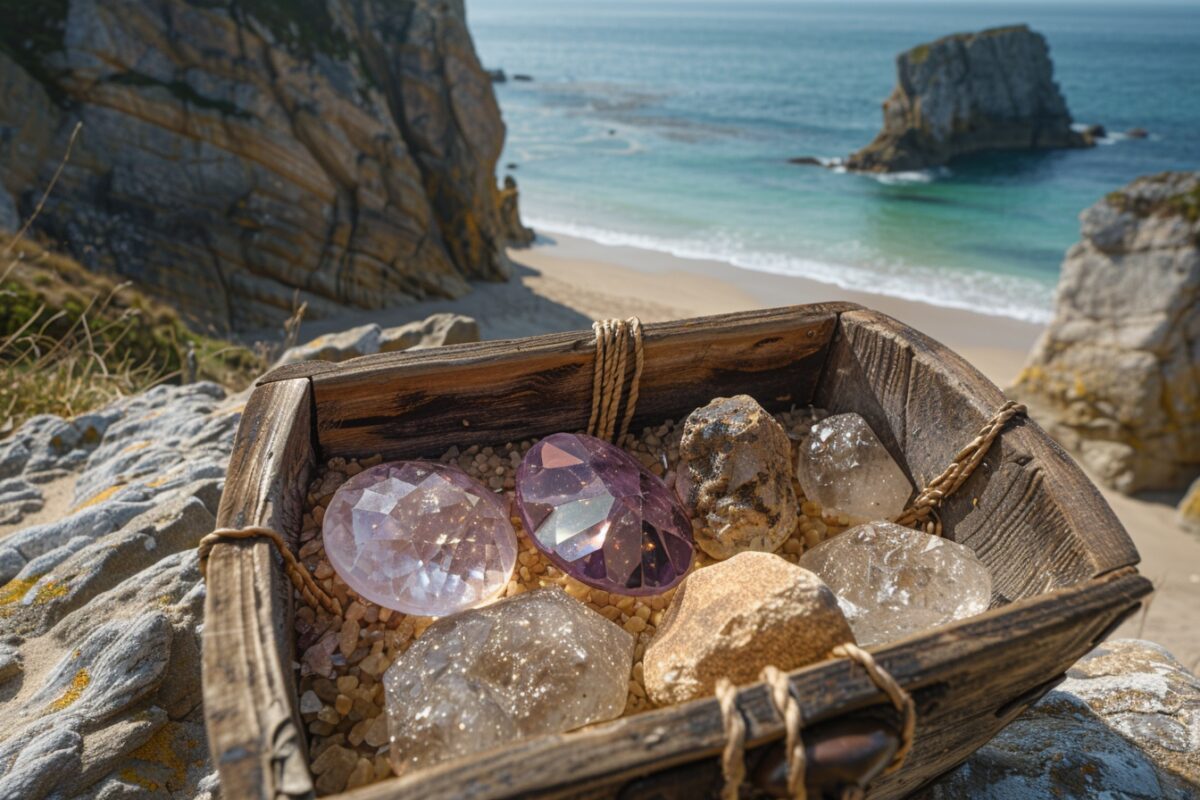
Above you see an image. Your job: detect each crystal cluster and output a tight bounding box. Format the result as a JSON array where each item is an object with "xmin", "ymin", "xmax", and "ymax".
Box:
[
  {"xmin": 384, "ymin": 588, "xmax": 635, "ymax": 773},
  {"xmin": 515, "ymin": 432, "xmax": 693, "ymax": 595},
  {"xmin": 798, "ymin": 521, "xmax": 992, "ymax": 646},
  {"xmin": 795, "ymin": 412, "xmax": 914, "ymax": 523},
  {"xmin": 676, "ymin": 395, "xmax": 798, "ymax": 559},
  {"xmin": 322, "ymin": 461, "xmax": 516, "ymax": 616}
]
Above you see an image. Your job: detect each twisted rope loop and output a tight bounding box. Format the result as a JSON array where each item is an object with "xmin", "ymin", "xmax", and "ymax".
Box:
[
  {"xmin": 715, "ymin": 678, "xmax": 747, "ymax": 800},
  {"xmin": 895, "ymin": 400, "xmax": 1026, "ymax": 535},
  {"xmin": 199, "ymin": 526, "xmax": 343, "ymax": 616},
  {"xmin": 830, "ymin": 643, "xmax": 916, "ymax": 776},
  {"xmin": 587, "ymin": 317, "xmax": 645, "ymax": 443},
  {"xmin": 717, "ymin": 645, "xmax": 915, "ymax": 799},
  {"xmin": 761, "ymin": 666, "xmax": 807, "ymax": 800}
]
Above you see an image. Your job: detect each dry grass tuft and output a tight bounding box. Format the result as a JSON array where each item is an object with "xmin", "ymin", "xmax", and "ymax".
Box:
[{"xmin": 0, "ymin": 123, "xmax": 263, "ymax": 433}]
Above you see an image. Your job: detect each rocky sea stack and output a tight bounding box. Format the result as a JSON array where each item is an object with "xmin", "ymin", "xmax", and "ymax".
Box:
[
  {"xmin": 0, "ymin": 0, "xmax": 527, "ymax": 331},
  {"xmin": 846, "ymin": 25, "xmax": 1090, "ymax": 173},
  {"xmin": 1012, "ymin": 171, "xmax": 1200, "ymax": 494}
]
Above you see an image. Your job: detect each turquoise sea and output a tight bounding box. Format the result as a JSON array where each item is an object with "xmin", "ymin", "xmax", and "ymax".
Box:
[{"xmin": 469, "ymin": 1, "xmax": 1200, "ymax": 322}]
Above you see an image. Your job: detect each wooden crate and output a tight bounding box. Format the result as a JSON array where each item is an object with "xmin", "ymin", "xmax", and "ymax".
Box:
[{"xmin": 202, "ymin": 303, "xmax": 1150, "ymax": 799}]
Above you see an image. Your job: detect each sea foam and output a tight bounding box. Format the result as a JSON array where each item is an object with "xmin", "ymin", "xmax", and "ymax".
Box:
[{"xmin": 526, "ymin": 216, "xmax": 1054, "ymax": 325}]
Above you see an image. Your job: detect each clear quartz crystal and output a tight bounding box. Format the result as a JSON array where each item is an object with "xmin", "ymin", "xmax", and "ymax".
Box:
[
  {"xmin": 384, "ymin": 588, "xmax": 635, "ymax": 774},
  {"xmin": 798, "ymin": 521, "xmax": 992, "ymax": 646},
  {"xmin": 322, "ymin": 461, "xmax": 516, "ymax": 616},
  {"xmin": 795, "ymin": 412, "xmax": 914, "ymax": 523}
]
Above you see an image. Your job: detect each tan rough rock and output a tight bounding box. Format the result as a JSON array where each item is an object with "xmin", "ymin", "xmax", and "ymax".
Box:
[
  {"xmin": 676, "ymin": 395, "xmax": 798, "ymax": 559},
  {"xmin": 0, "ymin": 0, "xmax": 528, "ymax": 331},
  {"xmin": 1179, "ymin": 477, "xmax": 1200, "ymax": 535},
  {"xmin": 845, "ymin": 25, "xmax": 1088, "ymax": 173},
  {"xmin": 643, "ymin": 552, "xmax": 853, "ymax": 706},
  {"xmin": 379, "ymin": 312, "xmax": 481, "ymax": 352},
  {"xmin": 1012, "ymin": 172, "xmax": 1200, "ymax": 493}
]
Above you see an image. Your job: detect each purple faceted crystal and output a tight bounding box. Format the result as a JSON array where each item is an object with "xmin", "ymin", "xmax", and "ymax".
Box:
[
  {"xmin": 322, "ymin": 461, "xmax": 517, "ymax": 616},
  {"xmin": 515, "ymin": 433, "xmax": 694, "ymax": 595}
]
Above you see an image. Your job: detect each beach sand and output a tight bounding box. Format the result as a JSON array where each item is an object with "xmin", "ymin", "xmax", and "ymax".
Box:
[{"xmin": 297, "ymin": 232, "xmax": 1199, "ymax": 669}]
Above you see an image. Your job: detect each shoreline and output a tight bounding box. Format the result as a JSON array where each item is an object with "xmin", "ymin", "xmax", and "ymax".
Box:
[{"xmin": 514, "ymin": 231, "xmax": 1044, "ymax": 389}]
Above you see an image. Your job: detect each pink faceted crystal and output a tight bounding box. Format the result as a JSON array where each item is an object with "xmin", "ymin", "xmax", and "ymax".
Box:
[
  {"xmin": 322, "ymin": 461, "xmax": 517, "ymax": 616},
  {"xmin": 515, "ymin": 433, "xmax": 693, "ymax": 595}
]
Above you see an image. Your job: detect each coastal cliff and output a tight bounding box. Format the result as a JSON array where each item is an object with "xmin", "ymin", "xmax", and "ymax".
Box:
[
  {"xmin": 846, "ymin": 25, "xmax": 1089, "ymax": 173},
  {"xmin": 1012, "ymin": 172, "xmax": 1200, "ymax": 494},
  {"xmin": 0, "ymin": 0, "xmax": 523, "ymax": 331}
]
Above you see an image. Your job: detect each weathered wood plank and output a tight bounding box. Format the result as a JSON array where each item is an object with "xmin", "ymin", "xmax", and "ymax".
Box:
[
  {"xmin": 815, "ymin": 309, "xmax": 1139, "ymax": 596},
  {"xmin": 202, "ymin": 378, "xmax": 315, "ymax": 800},
  {"xmin": 339, "ymin": 570, "xmax": 1150, "ymax": 800},
  {"xmin": 309, "ymin": 304, "xmax": 856, "ymax": 461}
]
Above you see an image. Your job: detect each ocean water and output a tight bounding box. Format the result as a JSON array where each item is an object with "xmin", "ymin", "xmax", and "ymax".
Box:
[{"xmin": 467, "ymin": 1, "xmax": 1200, "ymax": 323}]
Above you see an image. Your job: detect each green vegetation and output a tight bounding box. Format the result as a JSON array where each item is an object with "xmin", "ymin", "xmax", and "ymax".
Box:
[
  {"xmin": 1106, "ymin": 174, "xmax": 1200, "ymax": 224},
  {"xmin": 1, "ymin": 235, "xmax": 263, "ymax": 432}
]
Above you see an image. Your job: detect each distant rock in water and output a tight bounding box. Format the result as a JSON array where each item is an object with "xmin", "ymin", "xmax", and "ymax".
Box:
[
  {"xmin": 488, "ymin": 68, "xmax": 508, "ymax": 83},
  {"xmin": 1011, "ymin": 171, "xmax": 1200, "ymax": 494},
  {"xmin": 1127, "ymin": 127, "xmax": 1150, "ymax": 139},
  {"xmin": 845, "ymin": 25, "xmax": 1090, "ymax": 173},
  {"xmin": 0, "ymin": 0, "xmax": 530, "ymax": 332},
  {"xmin": 787, "ymin": 156, "xmax": 824, "ymax": 166}
]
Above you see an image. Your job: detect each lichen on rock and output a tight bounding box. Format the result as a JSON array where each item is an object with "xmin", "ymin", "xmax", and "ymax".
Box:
[
  {"xmin": 845, "ymin": 25, "xmax": 1089, "ymax": 172},
  {"xmin": 1012, "ymin": 171, "xmax": 1200, "ymax": 493}
]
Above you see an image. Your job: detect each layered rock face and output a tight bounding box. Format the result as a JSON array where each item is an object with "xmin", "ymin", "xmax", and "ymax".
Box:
[
  {"xmin": 0, "ymin": 0, "xmax": 524, "ymax": 331},
  {"xmin": 1012, "ymin": 172, "xmax": 1200, "ymax": 493},
  {"xmin": 846, "ymin": 25, "xmax": 1088, "ymax": 172}
]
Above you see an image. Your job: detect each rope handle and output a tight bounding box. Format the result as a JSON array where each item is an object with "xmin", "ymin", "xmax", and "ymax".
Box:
[
  {"xmin": 718, "ymin": 644, "xmax": 915, "ymax": 799},
  {"xmin": 587, "ymin": 317, "xmax": 645, "ymax": 443},
  {"xmin": 198, "ymin": 526, "xmax": 343, "ymax": 616},
  {"xmin": 895, "ymin": 400, "xmax": 1026, "ymax": 535}
]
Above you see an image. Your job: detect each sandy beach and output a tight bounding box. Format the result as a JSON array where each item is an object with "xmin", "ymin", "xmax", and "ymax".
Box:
[{"xmin": 297, "ymin": 232, "xmax": 1200, "ymax": 669}]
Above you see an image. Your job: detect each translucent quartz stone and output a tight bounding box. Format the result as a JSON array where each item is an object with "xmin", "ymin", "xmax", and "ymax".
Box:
[
  {"xmin": 322, "ymin": 461, "xmax": 516, "ymax": 616},
  {"xmin": 384, "ymin": 588, "xmax": 635, "ymax": 774},
  {"xmin": 798, "ymin": 521, "xmax": 992, "ymax": 646},
  {"xmin": 795, "ymin": 412, "xmax": 914, "ymax": 523},
  {"xmin": 515, "ymin": 432, "xmax": 693, "ymax": 595}
]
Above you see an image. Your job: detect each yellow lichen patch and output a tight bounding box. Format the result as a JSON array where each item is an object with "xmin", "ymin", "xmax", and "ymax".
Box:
[
  {"xmin": 129, "ymin": 722, "xmax": 192, "ymax": 790},
  {"xmin": 145, "ymin": 476, "xmax": 171, "ymax": 488},
  {"xmin": 121, "ymin": 441, "xmax": 152, "ymax": 455},
  {"xmin": 49, "ymin": 668, "xmax": 91, "ymax": 711},
  {"xmin": 118, "ymin": 768, "xmax": 159, "ymax": 792},
  {"xmin": 34, "ymin": 579, "xmax": 70, "ymax": 604},
  {"xmin": 0, "ymin": 577, "xmax": 40, "ymax": 607},
  {"xmin": 75, "ymin": 483, "xmax": 126, "ymax": 510}
]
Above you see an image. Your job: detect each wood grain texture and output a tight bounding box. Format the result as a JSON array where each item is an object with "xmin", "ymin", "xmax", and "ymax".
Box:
[
  {"xmin": 204, "ymin": 305, "xmax": 1148, "ymax": 800},
  {"xmin": 339, "ymin": 570, "xmax": 1149, "ymax": 800},
  {"xmin": 308, "ymin": 304, "xmax": 855, "ymax": 461},
  {"xmin": 203, "ymin": 378, "xmax": 316, "ymax": 800},
  {"xmin": 814, "ymin": 309, "xmax": 1140, "ymax": 600}
]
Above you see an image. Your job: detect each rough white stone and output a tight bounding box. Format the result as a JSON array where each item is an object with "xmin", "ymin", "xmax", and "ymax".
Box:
[
  {"xmin": 798, "ymin": 521, "xmax": 992, "ymax": 646},
  {"xmin": 385, "ymin": 588, "xmax": 634, "ymax": 774}
]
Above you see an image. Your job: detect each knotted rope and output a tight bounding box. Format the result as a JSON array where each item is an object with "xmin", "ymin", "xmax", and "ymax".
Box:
[
  {"xmin": 895, "ymin": 400, "xmax": 1026, "ymax": 536},
  {"xmin": 718, "ymin": 645, "xmax": 915, "ymax": 799},
  {"xmin": 587, "ymin": 317, "xmax": 645, "ymax": 443},
  {"xmin": 198, "ymin": 526, "xmax": 342, "ymax": 616},
  {"xmin": 714, "ymin": 401, "xmax": 1024, "ymax": 796},
  {"xmin": 716, "ymin": 678, "xmax": 747, "ymax": 800}
]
